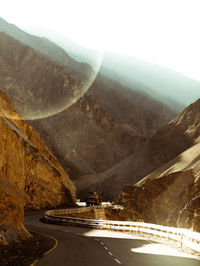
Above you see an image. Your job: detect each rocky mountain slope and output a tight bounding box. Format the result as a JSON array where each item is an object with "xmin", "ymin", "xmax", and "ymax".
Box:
[
  {"xmin": 77, "ymin": 98, "xmax": 200, "ymax": 200},
  {"xmin": 119, "ymin": 140, "xmax": 200, "ymax": 231},
  {"xmin": 118, "ymin": 99, "xmax": 200, "ymax": 231},
  {"xmin": 0, "ymin": 32, "xmax": 176, "ymax": 183},
  {"xmin": 0, "ymin": 90, "xmax": 76, "ymax": 244}
]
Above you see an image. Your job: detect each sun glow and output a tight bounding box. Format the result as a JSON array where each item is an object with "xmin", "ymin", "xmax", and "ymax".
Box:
[
  {"xmin": 131, "ymin": 243, "xmax": 196, "ymax": 259},
  {"xmin": 1, "ymin": 0, "xmax": 200, "ymax": 82}
]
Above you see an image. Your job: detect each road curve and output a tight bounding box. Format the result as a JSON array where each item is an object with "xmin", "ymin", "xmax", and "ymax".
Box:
[{"xmin": 25, "ymin": 213, "xmax": 200, "ymax": 266}]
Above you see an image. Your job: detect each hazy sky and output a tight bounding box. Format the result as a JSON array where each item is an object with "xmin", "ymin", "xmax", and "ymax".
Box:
[{"xmin": 1, "ymin": 0, "xmax": 200, "ymax": 82}]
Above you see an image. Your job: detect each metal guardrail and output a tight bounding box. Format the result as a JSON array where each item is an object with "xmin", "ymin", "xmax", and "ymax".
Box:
[
  {"xmin": 46, "ymin": 204, "xmax": 110, "ymax": 216},
  {"xmin": 43, "ymin": 207, "xmax": 200, "ymax": 254}
]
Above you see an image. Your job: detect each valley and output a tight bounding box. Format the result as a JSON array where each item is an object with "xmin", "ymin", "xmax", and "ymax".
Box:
[{"xmin": 0, "ymin": 14, "xmax": 200, "ymax": 265}]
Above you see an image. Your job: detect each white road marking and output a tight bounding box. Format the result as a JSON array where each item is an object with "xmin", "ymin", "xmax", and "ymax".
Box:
[
  {"xmin": 114, "ymin": 258, "xmax": 122, "ymax": 264},
  {"xmin": 104, "ymin": 246, "xmax": 108, "ymax": 250},
  {"xmin": 100, "ymin": 241, "xmax": 104, "ymax": 245},
  {"xmin": 108, "ymin": 251, "xmax": 113, "ymax": 256}
]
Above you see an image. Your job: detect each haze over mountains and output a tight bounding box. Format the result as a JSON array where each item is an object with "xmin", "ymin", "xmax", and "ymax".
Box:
[
  {"xmin": 21, "ymin": 24, "xmax": 200, "ymax": 111},
  {"xmin": 1, "ymin": 16, "xmax": 200, "ymax": 111},
  {"xmin": 100, "ymin": 53, "xmax": 200, "ymax": 111},
  {"xmin": 0, "ymin": 17, "xmax": 92, "ymax": 79}
]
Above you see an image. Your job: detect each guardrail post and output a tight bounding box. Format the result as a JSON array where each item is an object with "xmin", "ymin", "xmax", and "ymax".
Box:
[{"xmin": 180, "ymin": 233, "xmax": 183, "ymax": 249}]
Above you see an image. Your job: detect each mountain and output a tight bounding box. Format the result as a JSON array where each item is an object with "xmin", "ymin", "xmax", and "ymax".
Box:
[
  {"xmin": 28, "ymin": 28, "xmax": 102, "ymax": 68},
  {"xmin": 0, "ymin": 32, "xmax": 176, "ymax": 184},
  {"xmin": 77, "ymin": 98, "xmax": 200, "ymax": 200},
  {"xmin": 3, "ymin": 16, "xmax": 199, "ymax": 111},
  {"xmin": 0, "ymin": 16, "xmax": 92, "ymax": 78},
  {"xmin": 31, "ymin": 26, "xmax": 200, "ymax": 111},
  {"xmin": 0, "ymin": 31, "xmax": 85, "ymax": 120},
  {"xmin": 0, "ymin": 90, "xmax": 76, "ymax": 244}
]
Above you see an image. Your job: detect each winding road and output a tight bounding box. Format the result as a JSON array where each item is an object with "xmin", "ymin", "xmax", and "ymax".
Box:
[{"xmin": 25, "ymin": 213, "xmax": 200, "ymax": 266}]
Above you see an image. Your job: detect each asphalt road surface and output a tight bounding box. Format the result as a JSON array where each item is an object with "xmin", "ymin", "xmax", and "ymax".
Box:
[{"xmin": 25, "ymin": 214, "xmax": 200, "ymax": 266}]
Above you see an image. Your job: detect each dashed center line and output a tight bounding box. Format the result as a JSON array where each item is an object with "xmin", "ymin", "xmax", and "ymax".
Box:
[
  {"xmin": 96, "ymin": 239, "xmax": 122, "ymax": 265},
  {"xmin": 114, "ymin": 258, "xmax": 122, "ymax": 264}
]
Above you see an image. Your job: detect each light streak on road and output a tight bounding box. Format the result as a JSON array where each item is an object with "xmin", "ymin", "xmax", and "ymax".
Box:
[{"xmin": 131, "ymin": 243, "xmax": 195, "ymax": 258}]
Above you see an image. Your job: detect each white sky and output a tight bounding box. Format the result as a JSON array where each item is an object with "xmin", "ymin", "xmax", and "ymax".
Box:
[{"xmin": 1, "ymin": 0, "xmax": 200, "ymax": 81}]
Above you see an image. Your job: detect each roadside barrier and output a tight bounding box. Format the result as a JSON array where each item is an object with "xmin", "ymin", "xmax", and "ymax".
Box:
[{"xmin": 43, "ymin": 206, "xmax": 200, "ymax": 254}]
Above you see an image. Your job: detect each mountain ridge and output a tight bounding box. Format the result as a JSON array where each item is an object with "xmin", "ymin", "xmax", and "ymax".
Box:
[{"xmin": 0, "ymin": 16, "xmax": 92, "ymax": 78}]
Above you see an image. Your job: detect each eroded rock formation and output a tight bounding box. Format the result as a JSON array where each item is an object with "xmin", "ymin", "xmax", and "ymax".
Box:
[{"xmin": 0, "ymin": 91, "xmax": 76, "ymax": 243}]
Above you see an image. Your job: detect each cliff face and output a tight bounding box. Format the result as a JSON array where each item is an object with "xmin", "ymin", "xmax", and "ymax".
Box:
[
  {"xmin": 79, "ymin": 99, "xmax": 200, "ymax": 200},
  {"xmin": 0, "ymin": 91, "xmax": 76, "ymax": 243},
  {"xmin": 119, "ymin": 99, "xmax": 200, "ymax": 231}
]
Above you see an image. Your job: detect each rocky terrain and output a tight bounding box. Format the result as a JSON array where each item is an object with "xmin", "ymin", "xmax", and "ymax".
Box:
[
  {"xmin": 0, "ymin": 90, "xmax": 76, "ymax": 244},
  {"xmin": 77, "ymin": 98, "xmax": 200, "ymax": 200},
  {"xmin": 118, "ymin": 99, "xmax": 200, "ymax": 231},
  {"xmin": 0, "ymin": 31, "xmax": 176, "ymax": 183}
]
